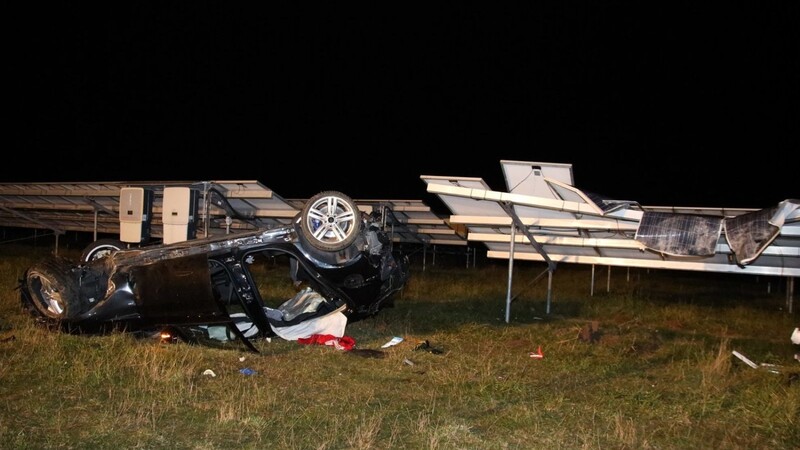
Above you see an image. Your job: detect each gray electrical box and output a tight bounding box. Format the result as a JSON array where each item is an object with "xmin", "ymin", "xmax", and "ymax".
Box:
[
  {"xmin": 119, "ymin": 187, "xmax": 153, "ymax": 243},
  {"xmin": 162, "ymin": 187, "xmax": 198, "ymax": 244}
]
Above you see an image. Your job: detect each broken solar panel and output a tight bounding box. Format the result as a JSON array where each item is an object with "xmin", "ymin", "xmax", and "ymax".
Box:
[
  {"xmin": 583, "ymin": 191, "xmax": 641, "ymax": 214},
  {"xmin": 724, "ymin": 206, "xmax": 780, "ymax": 266},
  {"xmin": 635, "ymin": 212, "xmax": 722, "ymax": 257},
  {"xmin": 725, "ymin": 199, "xmax": 799, "ymax": 266}
]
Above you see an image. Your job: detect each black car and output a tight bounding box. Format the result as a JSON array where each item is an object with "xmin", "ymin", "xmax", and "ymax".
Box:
[{"xmin": 19, "ymin": 191, "xmax": 410, "ymax": 352}]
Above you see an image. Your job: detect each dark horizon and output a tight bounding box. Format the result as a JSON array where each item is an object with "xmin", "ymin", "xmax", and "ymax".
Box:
[{"xmin": 8, "ymin": 4, "xmax": 798, "ymax": 211}]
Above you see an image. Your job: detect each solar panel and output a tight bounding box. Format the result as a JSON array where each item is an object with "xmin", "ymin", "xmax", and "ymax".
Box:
[
  {"xmin": 424, "ymin": 162, "xmax": 799, "ymax": 277},
  {"xmin": 423, "ymin": 161, "xmax": 800, "ymax": 321},
  {"xmin": 0, "ymin": 181, "xmax": 467, "ymax": 250}
]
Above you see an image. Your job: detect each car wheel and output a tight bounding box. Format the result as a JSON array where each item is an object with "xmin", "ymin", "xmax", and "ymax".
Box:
[
  {"xmin": 300, "ymin": 191, "xmax": 362, "ymax": 251},
  {"xmin": 80, "ymin": 238, "xmax": 125, "ymax": 262},
  {"xmin": 24, "ymin": 257, "xmax": 82, "ymax": 321}
]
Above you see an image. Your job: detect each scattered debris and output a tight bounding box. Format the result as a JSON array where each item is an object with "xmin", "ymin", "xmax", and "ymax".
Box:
[
  {"xmin": 403, "ymin": 358, "xmax": 414, "ymax": 366},
  {"xmin": 413, "ymin": 340, "xmax": 444, "ymax": 354},
  {"xmin": 732, "ymin": 350, "xmax": 784, "ymax": 374},
  {"xmin": 579, "ymin": 321, "xmax": 602, "ymax": 343},
  {"xmin": 732, "ymin": 350, "xmax": 759, "ymax": 369},
  {"xmin": 297, "ymin": 334, "xmax": 356, "ymax": 351},
  {"xmin": 529, "ymin": 346, "xmax": 544, "ymax": 359},
  {"xmin": 202, "ymin": 369, "xmax": 216, "ymax": 377},
  {"xmin": 758, "ymin": 363, "xmax": 781, "ymax": 374},
  {"xmin": 239, "ymin": 368, "xmax": 256, "ymax": 376},
  {"xmin": 381, "ymin": 336, "xmax": 404, "ymax": 348}
]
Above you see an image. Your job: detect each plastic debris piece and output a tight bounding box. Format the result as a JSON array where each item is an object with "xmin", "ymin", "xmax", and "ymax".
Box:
[
  {"xmin": 297, "ymin": 334, "xmax": 356, "ymax": 351},
  {"xmin": 239, "ymin": 368, "xmax": 256, "ymax": 376},
  {"xmin": 403, "ymin": 358, "xmax": 414, "ymax": 366},
  {"xmin": 732, "ymin": 350, "xmax": 758, "ymax": 369},
  {"xmin": 529, "ymin": 346, "xmax": 544, "ymax": 359},
  {"xmin": 239, "ymin": 356, "xmax": 246, "ymax": 362},
  {"xmin": 759, "ymin": 363, "xmax": 782, "ymax": 374},
  {"xmin": 381, "ymin": 336, "xmax": 404, "ymax": 348},
  {"xmin": 202, "ymin": 369, "xmax": 216, "ymax": 377}
]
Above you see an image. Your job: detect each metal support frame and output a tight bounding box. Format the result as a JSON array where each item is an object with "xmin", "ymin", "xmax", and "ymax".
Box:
[{"xmin": 499, "ymin": 201, "xmax": 556, "ymax": 322}]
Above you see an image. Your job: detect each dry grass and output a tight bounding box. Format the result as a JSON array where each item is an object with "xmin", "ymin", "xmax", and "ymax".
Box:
[{"xmin": 0, "ymin": 242, "xmax": 798, "ymax": 449}]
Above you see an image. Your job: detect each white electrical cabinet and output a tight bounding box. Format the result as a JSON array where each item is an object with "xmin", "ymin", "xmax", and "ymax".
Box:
[
  {"xmin": 162, "ymin": 187, "xmax": 198, "ymax": 244},
  {"xmin": 119, "ymin": 187, "xmax": 153, "ymax": 243}
]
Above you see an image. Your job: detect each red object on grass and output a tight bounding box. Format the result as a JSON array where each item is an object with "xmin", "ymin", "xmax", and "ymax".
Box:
[{"xmin": 298, "ymin": 334, "xmax": 356, "ymax": 351}]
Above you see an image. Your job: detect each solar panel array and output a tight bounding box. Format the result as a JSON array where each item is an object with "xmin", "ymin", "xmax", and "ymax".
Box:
[
  {"xmin": 0, "ymin": 181, "xmax": 466, "ymax": 248},
  {"xmin": 422, "ymin": 160, "xmax": 800, "ymax": 277}
]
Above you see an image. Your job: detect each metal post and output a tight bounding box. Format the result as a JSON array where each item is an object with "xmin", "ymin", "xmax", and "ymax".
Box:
[
  {"xmin": 422, "ymin": 245, "xmax": 427, "ymax": 272},
  {"xmin": 590, "ymin": 264, "xmax": 595, "ymax": 297},
  {"xmin": 93, "ymin": 210, "xmax": 99, "ymax": 241},
  {"xmin": 607, "ymin": 265, "xmax": 611, "ymax": 292},
  {"xmin": 505, "ymin": 225, "xmax": 516, "ymax": 323},
  {"xmin": 787, "ymin": 277, "xmax": 795, "ymax": 314},
  {"xmin": 465, "ymin": 247, "xmax": 469, "ymax": 269},
  {"xmin": 546, "ymin": 268, "xmax": 553, "ymax": 315},
  {"xmin": 432, "ymin": 244, "xmax": 436, "ymax": 266}
]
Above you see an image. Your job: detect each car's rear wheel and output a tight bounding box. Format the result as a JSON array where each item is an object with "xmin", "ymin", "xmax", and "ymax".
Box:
[
  {"xmin": 300, "ymin": 191, "xmax": 362, "ymax": 251},
  {"xmin": 80, "ymin": 238, "xmax": 125, "ymax": 262},
  {"xmin": 24, "ymin": 257, "xmax": 82, "ymax": 321}
]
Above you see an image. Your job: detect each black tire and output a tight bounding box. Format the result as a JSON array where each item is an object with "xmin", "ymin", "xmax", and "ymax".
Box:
[
  {"xmin": 23, "ymin": 257, "xmax": 82, "ymax": 321},
  {"xmin": 299, "ymin": 191, "xmax": 362, "ymax": 251},
  {"xmin": 80, "ymin": 238, "xmax": 125, "ymax": 262}
]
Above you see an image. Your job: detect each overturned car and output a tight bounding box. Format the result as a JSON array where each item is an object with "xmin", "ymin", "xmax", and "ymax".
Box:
[{"xmin": 19, "ymin": 191, "xmax": 410, "ymax": 352}]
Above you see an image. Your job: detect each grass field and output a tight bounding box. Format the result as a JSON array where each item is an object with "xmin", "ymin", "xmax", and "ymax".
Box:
[{"xmin": 0, "ymin": 240, "xmax": 798, "ymax": 449}]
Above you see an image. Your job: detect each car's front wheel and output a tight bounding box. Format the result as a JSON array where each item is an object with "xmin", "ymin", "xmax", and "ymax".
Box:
[
  {"xmin": 299, "ymin": 191, "xmax": 362, "ymax": 251},
  {"xmin": 23, "ymin": 257, "xmax": 82, "ymax": 321},
  {"xmin": 80, "ymin": 238, "xmax": 125, "ymax": 262}
]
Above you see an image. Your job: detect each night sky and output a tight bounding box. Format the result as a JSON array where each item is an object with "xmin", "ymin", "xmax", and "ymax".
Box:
[{"xmin": 9, "ymin": 3, "xmax": 798, "ymax": 214}]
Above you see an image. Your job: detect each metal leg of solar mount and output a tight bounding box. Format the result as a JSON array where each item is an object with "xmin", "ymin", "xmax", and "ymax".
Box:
[
  {"xmin": 546, "ymin": 268, "xmax": 552, "ymax": 315},
  {"xmin": 590, "ymin": 265, "xmax": 595, "ymax": 297},
  {"xmin": 505, "ymin": 224, "xmax": 516, "ymax": 324},
  {"xmin": 787, "ymin": 277, "xmax": 795, "ymax": 314},
  {"xmin": 498, "ymin": 202, "xmax": 557, "ymax": 320}
]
